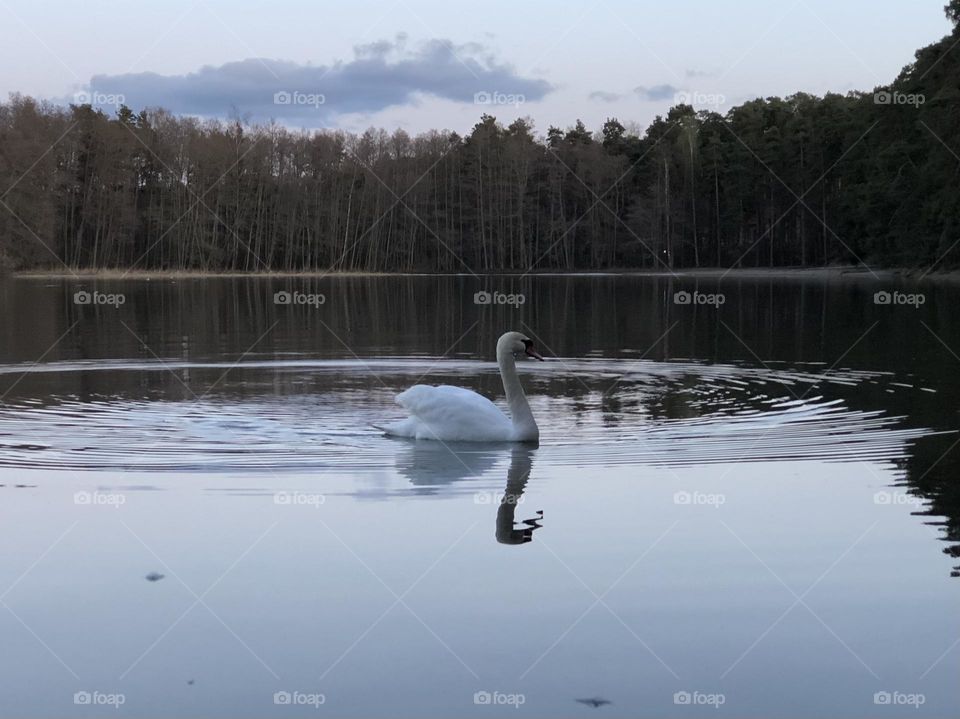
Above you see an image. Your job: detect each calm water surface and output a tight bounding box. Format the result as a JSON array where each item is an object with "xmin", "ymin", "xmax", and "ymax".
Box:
[{"xmin": 0, "ymin": 274, "xmax": 958, "ymax": 718}]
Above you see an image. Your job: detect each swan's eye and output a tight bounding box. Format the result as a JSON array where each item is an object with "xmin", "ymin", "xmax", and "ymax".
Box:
[{"xmin": 522, "ymin": 339, "xmax": 533, "ymax": 348}]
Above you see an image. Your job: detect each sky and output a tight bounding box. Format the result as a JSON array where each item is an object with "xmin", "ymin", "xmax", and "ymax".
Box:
[{"xmin": 0, "ymin": 0, "xmax": 951, "ymax": 136}]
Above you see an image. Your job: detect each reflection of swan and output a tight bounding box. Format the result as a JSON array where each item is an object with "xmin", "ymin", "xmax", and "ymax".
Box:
[
  {"xmin": 394, "ymin": 441, "xmax": 504, "ymax": 489},
  {"xmin": 378, "ymin": 331, "xmax": 544, "ymax": 442},
  {"xmin": 496, "ymin": 446, "xmax": 543, "ymax": 545},
  {"xmin": 394, "ymin": 442, "xmax": 544, "ymax": 543}
]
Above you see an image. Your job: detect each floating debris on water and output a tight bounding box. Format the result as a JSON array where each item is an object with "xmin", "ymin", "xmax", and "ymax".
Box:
[{"xmin": 576, "ymin": 697, "xmax": 612, "ymax": 708}]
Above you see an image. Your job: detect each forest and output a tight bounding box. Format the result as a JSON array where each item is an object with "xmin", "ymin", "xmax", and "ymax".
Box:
[{"xmin": 0, "ymin": 3, "xmax": 958, "ymax": 274}]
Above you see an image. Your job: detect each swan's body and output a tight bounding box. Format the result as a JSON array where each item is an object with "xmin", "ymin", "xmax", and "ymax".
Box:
[{"xmin": 379, "ymin": 331, "xmax": 543, "ymax": 443}]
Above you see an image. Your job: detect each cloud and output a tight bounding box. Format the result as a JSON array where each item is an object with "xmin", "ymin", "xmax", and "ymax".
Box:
[
  {"xmin": 74, "ymin": 37, "xmax": 553, "ymax": 125},
  {"xmin": 588, "ymin": 90, "xmax": 622, "ymax": 102},
  {"xmin": 634, "ymin": 84, "xmax": 682, "ymax": 101},
  {"xmin": 685, "ymin": 68, "xmax": 717, "ymax": 78}
]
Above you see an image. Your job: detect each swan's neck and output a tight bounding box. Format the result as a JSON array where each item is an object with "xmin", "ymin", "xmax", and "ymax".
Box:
[{"xmin": 497, "ymin": 350, "xmax": 538, "ymax": 440}]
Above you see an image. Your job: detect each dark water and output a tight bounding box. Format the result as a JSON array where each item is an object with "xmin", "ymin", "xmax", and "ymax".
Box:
[{"xmin": 0, "ymin": 274, "xmax": 958, "ymax": 718}]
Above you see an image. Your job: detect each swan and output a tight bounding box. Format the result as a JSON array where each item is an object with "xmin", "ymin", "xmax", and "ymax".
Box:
[{"xmin": 378, "ymin": 331, "xmax": 544, "ymax": 442}]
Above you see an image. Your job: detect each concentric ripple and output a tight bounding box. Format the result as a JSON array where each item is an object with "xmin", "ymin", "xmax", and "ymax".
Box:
[{"xmin": 0, "ymin": 357, "xmax": 941, "ymax": 472}]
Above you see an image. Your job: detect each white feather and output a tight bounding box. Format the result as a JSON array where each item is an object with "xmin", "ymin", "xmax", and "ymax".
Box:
[{"xmin": 382, "ymin": 385, "xmax": 516, "ymax": 441}]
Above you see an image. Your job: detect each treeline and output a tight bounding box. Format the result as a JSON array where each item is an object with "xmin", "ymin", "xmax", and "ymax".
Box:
[{"xmin": 1, "ymin": 7, "xmax": 958, "ymax": 273}]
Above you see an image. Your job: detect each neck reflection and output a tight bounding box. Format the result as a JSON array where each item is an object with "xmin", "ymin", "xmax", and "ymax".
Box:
[{"xmin": 496, "ymin": 445, "xmax": 543, "ymax": 545}]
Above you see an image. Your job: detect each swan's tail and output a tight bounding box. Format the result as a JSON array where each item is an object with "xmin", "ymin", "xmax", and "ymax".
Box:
[{"xmin": 372, "ymin": 419, "xmax": 423, "ymax": 438}]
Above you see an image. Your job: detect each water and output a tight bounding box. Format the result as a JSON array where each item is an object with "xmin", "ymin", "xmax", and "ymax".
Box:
[{"xmin": 0, "ymin": 274, "xmax": 958, "ymax": 718}]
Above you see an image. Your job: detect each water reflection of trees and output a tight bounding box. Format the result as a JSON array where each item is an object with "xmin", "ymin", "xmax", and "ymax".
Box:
[{"xmin": 900, "ymin": 435, "xmax": 960, "ymax": 577}]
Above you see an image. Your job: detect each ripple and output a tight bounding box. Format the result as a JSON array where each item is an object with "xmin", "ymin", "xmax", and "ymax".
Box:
[{"xmin": 0, "ymin": 357, "xmax": 942, "ymax": 472}]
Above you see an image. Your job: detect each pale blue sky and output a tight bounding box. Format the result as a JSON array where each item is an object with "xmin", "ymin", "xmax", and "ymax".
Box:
[{"xmin": 0, "ymin": 0, "xmax": 951, "ymax": 134}]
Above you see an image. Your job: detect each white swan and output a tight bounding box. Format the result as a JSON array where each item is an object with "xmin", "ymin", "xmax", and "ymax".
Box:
[{"xmin": 379, "ymin": 331, "xmax": 544, "ymax": 442}]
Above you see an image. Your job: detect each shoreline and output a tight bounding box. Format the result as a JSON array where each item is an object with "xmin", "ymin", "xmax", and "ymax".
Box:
[{"xmin": 7, "ymin": 266, "xmax": 960, "ymax": 282}]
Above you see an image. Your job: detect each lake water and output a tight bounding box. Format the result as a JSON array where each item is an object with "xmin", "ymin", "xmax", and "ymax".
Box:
[{"xmin": 0, "ymin": 274, "xmax": 958, "ymax": 718}]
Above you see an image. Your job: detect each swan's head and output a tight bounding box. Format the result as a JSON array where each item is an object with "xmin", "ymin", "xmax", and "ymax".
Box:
[{"xmin": 497, "ymin": 331, "xmax": 544, "ymax": 361}]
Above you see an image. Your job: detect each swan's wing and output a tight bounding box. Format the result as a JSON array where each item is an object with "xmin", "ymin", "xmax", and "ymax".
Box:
[{"xmin": 387, "ymin": 384, "xmax": 512, "ymax": 441}]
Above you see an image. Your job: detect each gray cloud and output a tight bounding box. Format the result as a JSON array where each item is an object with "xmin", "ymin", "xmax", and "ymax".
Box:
[
  {"xmin": 588, "ymin": 90, "xmax": 622, "ymax": 102},
  {"xmin": 634, "ymin": 84, "xmax": 682, "ymax": 101},
  {"xmin": 76, "ymin": 37, "xmax": 553, "ymax": 125}
]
